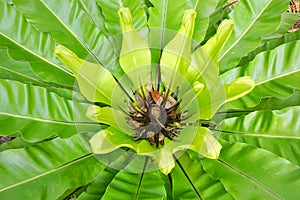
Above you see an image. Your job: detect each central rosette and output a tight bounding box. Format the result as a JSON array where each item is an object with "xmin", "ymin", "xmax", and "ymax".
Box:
[
  {"xmin": 125, "ymin": 82, "xmax": 184, "ymax": 147},
  {"xmin": 54, "ymin": 5, "xmax": 255, "ymax": 174}
]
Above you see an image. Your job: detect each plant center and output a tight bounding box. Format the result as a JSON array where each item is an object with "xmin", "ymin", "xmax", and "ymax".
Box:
[{"xmin": 125, "ymin": 82, "xmax": 184, "ymax": 147}]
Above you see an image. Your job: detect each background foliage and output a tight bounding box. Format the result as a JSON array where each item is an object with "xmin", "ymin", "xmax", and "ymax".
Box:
[{"xmin": 0, "ymin": 0, "xmax": 300, "ymax": 199}]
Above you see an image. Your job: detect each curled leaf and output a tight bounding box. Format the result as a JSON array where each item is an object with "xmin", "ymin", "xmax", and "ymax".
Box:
[
  {"xmin": 224, "ymin": 76, "xmax": 256, "ymax": 102},
  {"xmin": 54, "ymin": 45, "xmax": 117, "ymax": 105},
  {"xmin": 86, "ymin": 105, "xmax": 121, "ymax": 130},
  {"xmin": 90, "ymin": 127, "xmax": 138, "ymax": 154},
  {"xmin": 118, "ymin": 7, "xmax": 151, "ymax": 73},
  {"xmin": 160, "ymin": 9, "xmax": 197, "ymax": 75},
  {"xmin": 202, "ymin": 19, "xmax": 234, "ymax": 64},
  {"xmin": 197, "ymin": 76, "xmax": 255, "ymax": 120}
]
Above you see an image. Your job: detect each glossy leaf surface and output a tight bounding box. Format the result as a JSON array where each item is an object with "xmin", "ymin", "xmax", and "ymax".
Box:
[
  {"xmin": 202, "ymin": 141, "xmax": 300, "ymax": 199},
  {"xmin": 219, "ymin": 106, "xmax": 300, "ymax": 166},
  {"xmin": 0, "ymin": 1, "xmax": 74, "ymax": 86},
  {"xmin": 0, "ymin": 79, "xmax": 98, "ymax": 142},
  {"xmin": 219, "ymin": 0, "xmax": 288, "ymax": 72},
  {"xmin": 0, "ymin": 134, "xmax": 104, "ymax": 200},
  {"xmin": 223, "ymin": 40, "xmax": 300, "ymax": 110}
]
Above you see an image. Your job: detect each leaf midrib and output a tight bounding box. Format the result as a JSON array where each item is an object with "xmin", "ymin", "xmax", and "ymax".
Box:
[
  {"xmin": 0, "ymin": 112, "xmax": 98, "ymax": 125},
  {"xmin": 213, "ymin": 129, "xmax": 300, "ymax": 140},
  {"xmin": 0, "ymin": 153, "xmax": 93, "ymax": 192},
  {"xmin": 0, "ymin": 32, "xmax": 73, "ymax": 76},
  {"xmin": 256, "ymin": 68, "xmax": 300, "ymax": 86},
  {"xmin": 217, "ymin": 159, "xmax": 284, "ymax": 200},
  {"xmin": 176, "ymin": 159, "xmax": 202, "ymax": 200},
  {"xmin": 218, "ymin": 0, "xmax": 273, "ymax": 61},
  {"xmin": 134, "ymin": 157, "xmax": 148, "ymax": 200},
  {"xmin": 0, "ymin": 65, "xmax": 42, "ymax": 83},
  {"xmin": 39, "ymin": 0, "xmax": 107, "ymax": 67},
  {"xmin": 161, "ymin": 0, "xmax": 168, "ymax": 50}
]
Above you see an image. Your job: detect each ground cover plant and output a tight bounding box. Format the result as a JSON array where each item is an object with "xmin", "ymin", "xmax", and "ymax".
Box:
[{"xmin": 1, "ymin": 0, "xmax": 300, "ymax": 199}]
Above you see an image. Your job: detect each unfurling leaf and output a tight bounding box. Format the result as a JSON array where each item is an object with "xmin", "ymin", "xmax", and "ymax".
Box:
[
  {"xmin": 54, "ymin": 45, "xmax": 117, "ymax": 105},
  {"xmin": 160, "ymin": 9, "xmax": 197, "ymax": 75},
  {"xmin": 90, "ymin": 128, "xmax": 138, "ymax": 154},
  {"xmin": 202, "ymin": 19, "xmax": 234, "ymax": 65},
  {"xmin": 118, "ymin": 7, "xmax": 151, "ymax": 73}
]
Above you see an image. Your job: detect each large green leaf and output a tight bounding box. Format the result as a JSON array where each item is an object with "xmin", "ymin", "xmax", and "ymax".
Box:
[
  {"xmin": 214, "ymin": 89, "xmax": 300, "ymax": 120},
  {"xmin": 262, "ymin": 11, "xmax": 300, "ymax": 41},
  {"xmin": 148, "ymin": 0, "xmax": 187, "ymax": 63},
  {"xmin": 12, "ymin": 0, "xmax": 120, "ymax": 76},
  {"xmin": 0, "ymin": 49, "xmax": 43, "ymax": 86},
  {"xmin": 202, "ymin": 141, "xmax": 300, "ymax": 199},
  {"xmin": 78, "ymin": 0, "xmax": 109, "ymax": 37},
  {"xmin": 217, "ymin": 106, "xmax": 300, "ymax": 166},
  {"xmin": 222, "ymin": 40, "xmax": 300, "ymax": 110},
  {"xmin": 238, "ymin": 28, "xmax": 300, "ymax": 67},
  {"xmin": 101, "ymin": 156, "xmax": 167, "ymax": 200},
  {"xmin": 0, "ymin": 79, "xmax": 98, "ymax": 142},
  {"xmin": 78, "ymin": 149, "xmax": 136, "ymax": 200},
  {"xmin": 218, "ymin": 0, "xmax": 288, "ymax": 72},
  {"xmin": 0, "ymin": 1, "xmax": 74, "ymax": 86},
  {"xmin": 0, "ymin": 137, "xmax": 31, "ymax": 152},
  {"xmin": 171, "ymin": 152, "xmax": 233, "ymax": 199},
  {"xmin": 0, "ymin": 49, "xmax": 85, "ymax": 101},
  {"xmin": 0, "ymin": 134, "xmax": 104, "ymax": 200},
  {"xmin": 96, "ymin": 0, "xmax": 148, "ymax": 36},
  {"xmin": 251, "ymin": 89, "xmax": 300, "ymax": 111}
]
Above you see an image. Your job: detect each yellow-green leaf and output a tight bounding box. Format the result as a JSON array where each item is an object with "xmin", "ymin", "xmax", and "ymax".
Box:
[
  {"xmin": 118, "ymin": 7, "xmax": 151, "ymax": 73},
  {"xmin": 160, "ymin": 9, "xmax": 197, "ymax": 76},
  {"xmin": 197, "ymin": 76, "xmax": 255, "ymax": 120},
  {"xmin": 54, "ymin": 45, "xmax": 117, "ymax": 105},
  {"xmin": 90, "ymin": 128, "xmax": 138, "ymax": 154},
  {"xmin": 202, "ymin": 19, "xmax": 234, "ymax": 65}
]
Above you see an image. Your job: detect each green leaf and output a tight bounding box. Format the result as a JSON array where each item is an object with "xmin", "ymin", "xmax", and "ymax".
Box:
[
  {"xmin": 197, "ymin": 76, "xmax": 255, "ymax": 119},
  {"xmin": 186, "ymin": 0, "xmax": 218, "ymax": 43},
  {"xmin": 96, "ymin": 0, "xmax": 148, "ymax": 36},
  {"xmin": 12, "ymin": 0, "xmax": 118, "ymax": 73},
  {"xmin": 262, "ymin": 12, "xmax": 300, "ymax": 41},
  {"xmin": 160, "ymin": 9, "xmax": 196, "ymax": 75},
  {"xmin": 202, "ymin": 19, "xmax": 234, "ymax": 65},
  {"xmin": 171, "ymin": 152, "xmax": 233, "ymax": 199},
  {"xmin": 0, "ymin": 134, "xmax": 104, "ymax": 200},
  {"xmin": 187, "ymin": 19, "xmax": 234, "ymax": 88},
  {"xmin": 0, "ymin": 137, "xmax": 31, "ymax": 152},
  {"xmin": 222, "ymin": 40, "xmax": 300, "ymax": 110},
  {"xmin": 78, "ymin": 0, "xmax": 109, "ymax": 37},
  {"xmin": 218, "ymin": 106, "xmax": 300, "ymax": 166},
  {"xmin": 238, "ymin": 28, "xmax": 300, "ymax": 67},
  {"xmin": 177, "ymin": 127, "xmax": 222, "ymax": 159},
  {"xmin": 252, "ymin": 89, "xmax": 300, "ymax": 111},
  {"xmin": 148, "ymin": 0, "xmax": 187, "ymax": 63},
  {"xmin": 0, "ymin": 79, "xmax": 98, "ymax": 142},
  {"xmin": 86, "ymin": 105, "xmax": 123, "ymax": 130},
  {"xmin": 202, "ymin": 0, "xmax": 232, "ymax": 43},
  {"xmin": 213, "ymin": 89, "xmax": 300, "ymax": 120},
  {"xmin": 0, "ymin": 1, "xmax": 74, "ymax": 86},
  {"xmin": 0, "ymin": 49, "xmax": 43, "ymax": 86},
  {"xmin": 78, "ymin": 150, "xmax": 136, "ymax": 200},
  {"xmin": 54, "ymin": 45, "xmax": 118, "ymax": 105},
  {"xmin": 0, "ymin": 49, "xmax": 85, "ymax": 101},
  {"xmin": 90, "ymin": 127, "xmax": 138, "ymax": 155},
  {"xmin": 118, "ymin": 7, "xmax": 151, "ymax": 74},
  {"xmin": 202, "ymin": 141, "xmax": 300, "ymax": 199},
  {"xmin": 101, "ymin": 156, "xmax": 167, "ymax": 200},
  {"xmin": 218, "ymin": 0, "xmax": 288, "ymax": 72}
]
